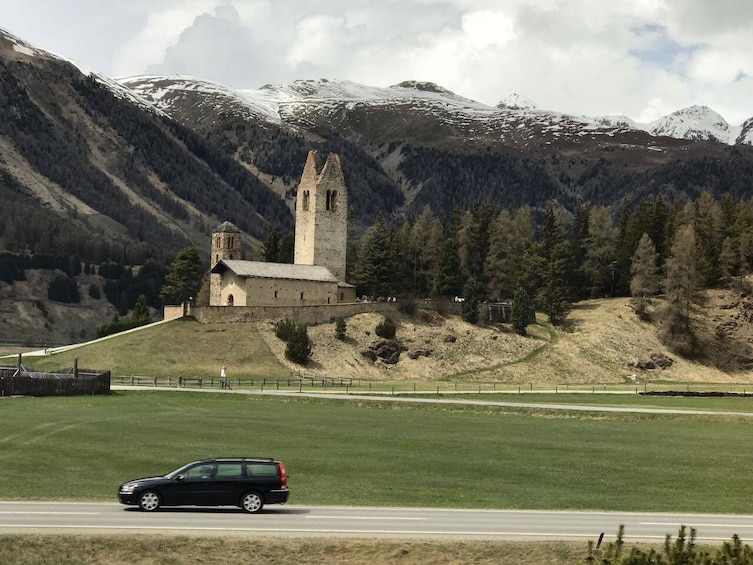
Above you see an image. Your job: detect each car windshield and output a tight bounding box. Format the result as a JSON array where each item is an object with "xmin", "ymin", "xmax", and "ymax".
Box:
[{"xmin": 165, "ymin": 461, "xmax": 203, "ymax": 479}]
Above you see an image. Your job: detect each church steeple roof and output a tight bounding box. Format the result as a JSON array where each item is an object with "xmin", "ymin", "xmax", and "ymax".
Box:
[{"xmin": 214, "ymin": 221, "xmax": 241, "ymax": 233}]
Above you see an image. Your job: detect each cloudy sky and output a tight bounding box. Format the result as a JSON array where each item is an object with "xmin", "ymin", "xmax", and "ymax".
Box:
[{"xmin": 1, "ymin": 0, "xmax": 752, "ymax": 124}]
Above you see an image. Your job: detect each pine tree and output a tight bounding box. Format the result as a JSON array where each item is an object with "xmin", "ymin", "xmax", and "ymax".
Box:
[
  {"xmin": 583, "ymin": 206, "xmax": 617, "ymax": 298},
  {"xmin": 457, "ymin": 210, "xmax": 483, "ymax": 283},
  {"xmin": 131, "ymin": 294, "xmax": 151, "ymax": 323},
  {"xmin": 485, "ymin": 209, "xmax": 513, "ymax": 301},
  {"xmin": 629, "ymin": 233, "xmax": 659, "ymax": 316},
  {"xmin": 461, "ymin": 277, "xmax": 483, "ymax": 324},
  {"xmin": 536, "ymin": 202, "xmax": 570, "ymax": 324},
  {"xmin": 662, "ymin": 225, "xmax": 701, "ymax": 355},
  {"xmin": 693, "ymin": 191, "xmax": 722, "ymax": 286},
  {"xmin": 485, "ymin": 207, "xmax": 535, "ymax": 301},
  {"xmin": 511, "ymin": 287, "xmax": 532, "ymax": 336},
  {"xmin": 277, "ymin": 234, "xmax": 294, "ymax": 263},
  {"xmin": 567, "ymin": 203, "xmax": 590, "ymax": 301},
  {"xmin": 335, "ymin": 317, "xmax": 347, "ymax": 340},
  {"xmin": 409, "ymin": 206, "xmax": 443, "ymax": 297},
  {"xmin": 375, "ymin": 316, "xmax": 397, "ymax": 339},
  {"xmin": 262, "ymin": 222, "xmax": 281, "ymax": 263},
  {"xmin": 285, "ymin": 324, "xmax": 312, "ymax": 365},
  {"xmin": 433, "ymin": 237, "xmax": 462, "ymax": 298},
  {"xmin": 614, "ymin": 198, "xmax": 641, "ymax": 296},
  {"xmin": 352, "ymin": 212, "xmax": 398, "ymax": 297},
  {"xmin": 159, "ymin": 247, "xmax": 204, "ymax": 304}
]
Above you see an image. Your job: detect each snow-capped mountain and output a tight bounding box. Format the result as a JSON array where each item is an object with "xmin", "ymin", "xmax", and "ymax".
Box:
[
  {"xmin": 645, "ymin": 105, "xmax": 740, "ymax": 144},
  {"xmin": 496, "ymin": 93, "xmax": 536, "ymax": 111},
  {"xmin": 121, "ymin": 74, "xmax": 752, "ymax": 148},
  {"xmin": 122, "ymin": 75, "xmax": 652, "ymax": 151}
]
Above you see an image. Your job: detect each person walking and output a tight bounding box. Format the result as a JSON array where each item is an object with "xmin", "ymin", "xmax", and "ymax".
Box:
[{"xmin": 220, "ymin": 365, "xmax": 228, "ymax": 389}]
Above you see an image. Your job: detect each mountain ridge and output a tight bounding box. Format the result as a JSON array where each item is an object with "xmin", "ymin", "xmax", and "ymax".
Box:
[{"xmin": 120, "ymin": 74, "xmax": 753, "ymax": 146}]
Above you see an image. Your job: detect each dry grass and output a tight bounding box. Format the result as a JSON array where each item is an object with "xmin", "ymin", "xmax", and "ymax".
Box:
[
  {"xmin": 0, "ymin": 535, "xmax": 595, "ymax": 565},
  {"xmin": 266, "ymin": 295, "xmax": 753, "ymax": 385}
]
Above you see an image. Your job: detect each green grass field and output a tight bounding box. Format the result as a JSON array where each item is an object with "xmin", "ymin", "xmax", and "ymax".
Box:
[
  {"xmin": 17, "ymin": 320, "xmax": 289, "ymax": 379},
  {"xmin": 408, "ymin": 392, "xmax": 753, "ymax": 412},
  {"xmin": 1, "ymin": 391, "xmax": 752, "ymax": 513}
]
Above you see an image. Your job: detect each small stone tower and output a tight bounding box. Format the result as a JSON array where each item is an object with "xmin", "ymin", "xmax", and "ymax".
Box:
[
  {"xmin": 294, "ymin": 151, "xmax": 348, "ymax": 281},
  {"xmin": 210, "ymin": 221, "xmax": 241, "ymax": 306}
]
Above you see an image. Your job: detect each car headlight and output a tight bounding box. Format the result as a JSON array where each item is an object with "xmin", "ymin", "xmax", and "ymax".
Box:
[{"xmin": 120, "ymin": 484, "xmax": 138, "ymax": 494}]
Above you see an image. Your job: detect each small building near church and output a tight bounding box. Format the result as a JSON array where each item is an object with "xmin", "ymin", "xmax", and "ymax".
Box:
[{"xmin": 208, "ymin": 150, "xmax": 356, "ymax": 308}]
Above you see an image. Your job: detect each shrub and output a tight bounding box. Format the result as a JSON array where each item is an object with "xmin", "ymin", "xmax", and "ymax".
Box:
[
  {"xmin": 398, "ymin": 297, "xmax": 417, "ymax": 317},
  {"xmin": 95, "ymin": 316, "xmax": 148, "ymax": 338},
  {"xmin": 461, "ymin": 277, "xmax": 483, "ymax": 325},
  {"xmin": 47, "ymin": 274, "xmax": 80, "ymax": 303},
  {"xmin": 511, "ymin": 287, "xmax": 532, "ymax": 336},
  {"xmin": 285, "ymin": 324, "xmax": 312, "ymax": 364},
  {"xmin": 88, "ymin": 283, "xmax": 101, "ymax": 299},
  {"xmin": 335, "ymin": 317, "xmax": 347, "ymax": 340},
  {"xmin": 578, "ymin": 524, "xmax": 753, "ymax": 565},
  {"xmin": 275, "ymin": 318, "xmax": 297, "ymax": 341},
  {"xmin": 375, "ymin": 317, "xmax": 397, "ymax": 339}
]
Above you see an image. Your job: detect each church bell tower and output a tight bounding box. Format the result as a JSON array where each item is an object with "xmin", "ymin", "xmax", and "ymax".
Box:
[{"xmin": 294, "ymin": 151, "xmax": 348, "ymax": 281}]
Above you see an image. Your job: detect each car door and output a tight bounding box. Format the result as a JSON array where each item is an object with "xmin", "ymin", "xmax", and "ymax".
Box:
[
  {"xmin": 204, "ymin": 461, "xmax": 245, "ymax": 505},
  {"xmin": 244, "ymin": 462, "xmax": 280, "ymax": 499},
  {"xmin": 165, "ymin": 463, "xmax": 215, "ymax": 506}
]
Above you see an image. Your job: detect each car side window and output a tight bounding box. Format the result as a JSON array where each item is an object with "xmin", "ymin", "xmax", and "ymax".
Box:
[
  {"xmin": 215, "ymin": 463, "xmax": 242, "ymax": 478},
  {"xmin": 247, "ymin": 463, "xmax": 277, "ymax": 477},
  {"xmin": 184, "ymin": 464, "xmax": 215, "ymax": 479}
]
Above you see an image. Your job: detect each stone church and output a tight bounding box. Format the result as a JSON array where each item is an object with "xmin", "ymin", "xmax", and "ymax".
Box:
[{"xmin": 208, "ymin": 151, "xmax": 356, "ymax": 307}]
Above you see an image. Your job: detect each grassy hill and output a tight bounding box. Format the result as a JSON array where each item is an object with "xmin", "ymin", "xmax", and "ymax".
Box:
[{"xmin": 8, "ymin": 288, "xmax": 753, "ymax": 385}]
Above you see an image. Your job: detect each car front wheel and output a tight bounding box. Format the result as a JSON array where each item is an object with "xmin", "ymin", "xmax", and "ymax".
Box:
[
  {"xmin": 241, "ymin": 492, "xmax": 264, "ymax": 513},
  {"xmin": 138, "ymin": 490, "xmax": 161, "ymax": 512}
]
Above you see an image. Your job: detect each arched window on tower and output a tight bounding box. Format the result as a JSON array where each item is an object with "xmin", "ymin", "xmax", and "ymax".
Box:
[
  {"xmin": 303, "ymin": 190, "xmax": 310, "ymax": 211},
  {"xmin": 326, "ymin": 190, "xmax": 331, "ymax": 210}
]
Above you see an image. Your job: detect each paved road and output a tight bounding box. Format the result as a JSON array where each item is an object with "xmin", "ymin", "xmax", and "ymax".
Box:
[
  {"xmin": 1, "ymin": 501, "xmax": 752, "ymax": 542},
  {"xmin": 112, "ymin": 385, "xmax": 753, "ymax": 418}
]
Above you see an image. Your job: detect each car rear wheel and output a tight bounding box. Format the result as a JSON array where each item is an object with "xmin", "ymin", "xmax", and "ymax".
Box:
[
  {"xmin": 241, "ymin": 492, "xmax": 264, "ymax": 513},
  {"xmin": 138, "ymin": 490, "xmax": 161, "ymax": 512}
]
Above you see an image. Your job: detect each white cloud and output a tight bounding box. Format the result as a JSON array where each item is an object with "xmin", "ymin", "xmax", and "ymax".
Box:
[
  {"xmin": 1, "ymin": 0, "xmax": 751, "ymax": 124},
  {"xmin": 461, "ymin": 10, "xmax": 515, "ymax": 49},
  {"xmin": 112, "ymin": 0, "xmax": 218, "ymax": 77}
]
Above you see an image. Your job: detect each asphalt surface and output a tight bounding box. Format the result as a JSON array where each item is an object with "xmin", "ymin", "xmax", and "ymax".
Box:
[{"xmin": 1, "ymin": 501, "xmax": 753, "ymax": 542}]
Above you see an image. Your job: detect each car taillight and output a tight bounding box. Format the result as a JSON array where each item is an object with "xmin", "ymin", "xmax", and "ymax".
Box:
[{"xmin": 278, "ymin": 462, "xmax": 287, "ymax": 487}]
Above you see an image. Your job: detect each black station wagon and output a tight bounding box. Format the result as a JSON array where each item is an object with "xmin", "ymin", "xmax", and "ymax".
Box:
[{"xmin": 118, "ymin": 457, "xmax": 289, "ymax": 513}]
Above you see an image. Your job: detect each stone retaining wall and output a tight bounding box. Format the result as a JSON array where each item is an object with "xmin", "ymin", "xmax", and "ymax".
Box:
[{"xmin": 187, "ymin": 302, "xmax": 398, "ymax": 325}]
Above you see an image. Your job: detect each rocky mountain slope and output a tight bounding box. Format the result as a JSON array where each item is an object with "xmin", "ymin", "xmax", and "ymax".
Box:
[
  {"xmin": 4, "ymin": 24, "xmax": 753, "ymax": 254},
  {"xmin": 120, "ymin": 73, "xmax": 753, "ymax": 221},
  {"xmin": 0, "ymin": 27, "xmax": 292, "ymax": 266}
]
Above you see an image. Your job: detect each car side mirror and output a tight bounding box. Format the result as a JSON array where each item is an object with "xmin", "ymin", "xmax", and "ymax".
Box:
[{"xmin": 175, "ymin": 474, "xmax": 185, "ymax": 481}]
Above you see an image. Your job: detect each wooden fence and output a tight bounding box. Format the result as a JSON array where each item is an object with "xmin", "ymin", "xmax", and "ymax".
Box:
[{"xmin": 0, "ymin": 365, "xmax": 111, "ymax": 397}]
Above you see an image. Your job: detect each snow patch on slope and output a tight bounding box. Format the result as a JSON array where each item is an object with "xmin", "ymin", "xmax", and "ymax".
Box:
[{"xmin": 120, "ymin": 75, "xmax": 280, "ymax": 123}]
